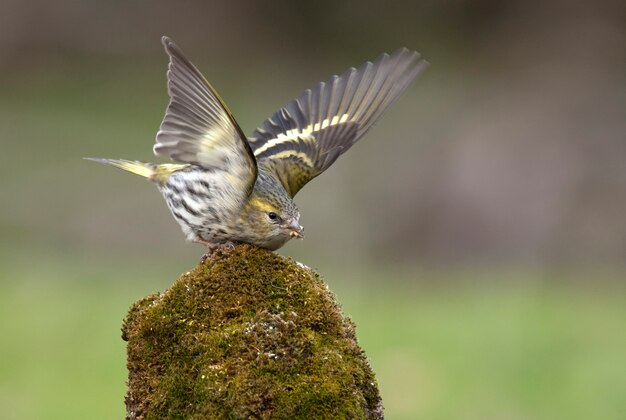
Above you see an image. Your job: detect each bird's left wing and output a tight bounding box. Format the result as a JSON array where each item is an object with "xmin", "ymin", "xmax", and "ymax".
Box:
[
  {"xmin": 248, "ymin": 48, "xmax": 428, "ymax": 197},
  {"xmin": 154, "ymin": 37, "xmax": 257, "ymax": 195}
]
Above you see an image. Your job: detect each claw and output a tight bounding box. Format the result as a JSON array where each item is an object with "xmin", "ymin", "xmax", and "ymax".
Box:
[{"xmin": 196, "ymin": 239, "xmax": 237, "ymax": 263}]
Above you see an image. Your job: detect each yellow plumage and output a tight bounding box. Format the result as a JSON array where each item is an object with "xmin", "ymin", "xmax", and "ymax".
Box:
[{"xmin": 85, "ymin": 158, "xmax": 186, "ymax": 186}]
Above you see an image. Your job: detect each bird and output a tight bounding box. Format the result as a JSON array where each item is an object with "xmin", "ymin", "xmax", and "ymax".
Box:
[{"xmin": 88, "ymin": 36, "xmax": 428, "ymax": 251}]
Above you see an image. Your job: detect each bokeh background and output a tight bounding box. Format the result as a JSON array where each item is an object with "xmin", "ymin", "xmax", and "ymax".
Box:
[{"xmin": 1, "ymin": 1, "xmax": 625, "ymax": 419}]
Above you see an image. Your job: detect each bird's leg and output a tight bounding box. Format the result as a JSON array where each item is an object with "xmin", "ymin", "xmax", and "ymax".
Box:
[
  {"xmin": 195, "ymin": 238, "xmax": 219, "ymax": 263},
  {"xmin": 195, "ymin": 239, "xmax": 236, "ymax": 263}
]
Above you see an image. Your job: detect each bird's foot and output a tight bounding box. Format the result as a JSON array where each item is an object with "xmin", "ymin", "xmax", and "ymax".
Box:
[{"xmin": 196, "ymin": 240, "xmax": 236, "ymax": 263}]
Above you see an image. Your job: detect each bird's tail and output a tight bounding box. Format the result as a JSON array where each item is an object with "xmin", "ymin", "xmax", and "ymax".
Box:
[
  {"xmin": 85, "ymin": 158, "xmax": 157, "ymax": 179},
  {"xmin": 85, "ymin": 158, "xmax": 188, "ymax": 185}
]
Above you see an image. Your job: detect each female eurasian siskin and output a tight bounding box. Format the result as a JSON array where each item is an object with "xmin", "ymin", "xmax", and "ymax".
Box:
[{"xmin": 89, "ymin": 37, "xmax": 427, "ymax": 251}]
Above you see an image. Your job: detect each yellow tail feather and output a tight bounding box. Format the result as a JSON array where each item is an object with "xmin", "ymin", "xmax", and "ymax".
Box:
[
  {"xmin": 86, "ymin": 158, "xmax": 189, "ymax": 185},
  {"xmin": 86, "ymin": 158, "xmax": 155, "ymax": 178}
]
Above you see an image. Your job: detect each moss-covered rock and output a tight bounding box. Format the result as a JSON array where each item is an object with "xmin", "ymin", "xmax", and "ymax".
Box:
[{"xmin": 122, "ymin": 244, "xmax": 383, "ymax": 419}]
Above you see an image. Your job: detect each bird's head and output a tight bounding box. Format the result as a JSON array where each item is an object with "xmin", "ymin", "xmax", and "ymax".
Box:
[{"xmin": 241, "ymin": 175, "xmax": 304, "ymax": 249}]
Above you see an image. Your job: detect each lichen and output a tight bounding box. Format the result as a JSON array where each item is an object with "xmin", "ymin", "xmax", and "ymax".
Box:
[{"xmin": 122, "ymin": 244, "xmax": 383, "ymax": 419}]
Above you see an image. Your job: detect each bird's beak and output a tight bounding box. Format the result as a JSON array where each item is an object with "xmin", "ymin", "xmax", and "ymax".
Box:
[{"xmin": 283, "ymin": 219, "xmax": 305, "ymax": 239}]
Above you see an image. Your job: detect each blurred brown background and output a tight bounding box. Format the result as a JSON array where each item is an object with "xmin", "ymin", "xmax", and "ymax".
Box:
[
  {"xmin": 1, "ymin": 0, "xmax": 625, "ymax": 266},
  {"xmin": 0, "ymin": 1, "xmax": 625, "ymax": 419}
]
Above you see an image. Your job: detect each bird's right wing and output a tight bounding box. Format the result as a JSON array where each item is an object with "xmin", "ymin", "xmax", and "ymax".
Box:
[{"xmin": 248, "ymin": 48, "xmax": 428, "ymax": 197}]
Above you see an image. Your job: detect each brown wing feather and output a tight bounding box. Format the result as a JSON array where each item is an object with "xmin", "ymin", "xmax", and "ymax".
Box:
[
  {"xmin": 250, "ymin": 48, "xmax": 428, "ymax": 197},
  {"xmin": 154, "ymin": 37, "xmax": 257, "ymax": 194}
]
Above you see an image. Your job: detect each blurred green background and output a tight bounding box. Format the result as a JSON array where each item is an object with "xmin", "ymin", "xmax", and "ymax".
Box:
[{"xmin": 1, "ymin": 1, "xmax": 625, "ymax": 419}]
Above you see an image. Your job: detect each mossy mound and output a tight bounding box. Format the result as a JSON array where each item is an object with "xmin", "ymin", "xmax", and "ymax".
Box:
[{"xmin": 122, "ymin": 244, "xmax": 383, "ymax": 419}]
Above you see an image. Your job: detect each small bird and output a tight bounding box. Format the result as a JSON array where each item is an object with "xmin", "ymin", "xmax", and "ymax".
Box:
[{"xmin": 88, "ymin": 37, "xmax": 427, "ymax": 251}]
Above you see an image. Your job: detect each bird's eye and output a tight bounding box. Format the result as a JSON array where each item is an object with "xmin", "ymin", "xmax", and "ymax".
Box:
[{"xmin": 268, "ymin": 212, "xmax": 278, "ymax": 221}]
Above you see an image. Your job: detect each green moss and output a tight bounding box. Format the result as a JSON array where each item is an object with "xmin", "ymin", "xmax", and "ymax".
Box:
[{"xmin": 122, "ymin": 244, "xmax": 383, "ymax": 419}]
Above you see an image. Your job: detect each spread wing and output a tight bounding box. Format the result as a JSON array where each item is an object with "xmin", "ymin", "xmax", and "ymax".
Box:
[
  {"xmin": 249, "ymin": 48, "xmax": 428, "ymax": 197},
  {"xmin": 154, "ymin": 37, "xmax": 257, "ymax": 194}
]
